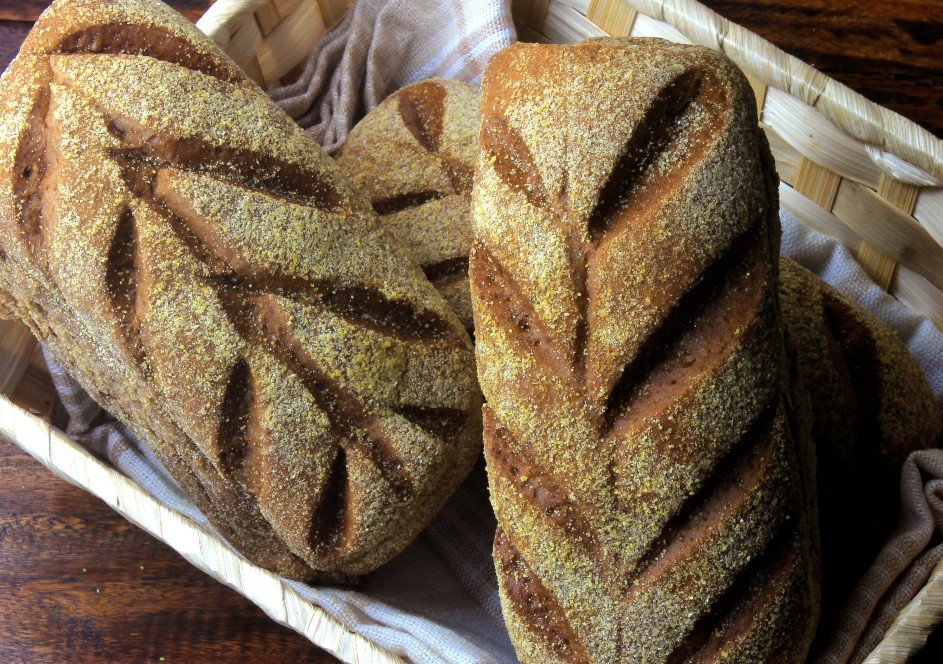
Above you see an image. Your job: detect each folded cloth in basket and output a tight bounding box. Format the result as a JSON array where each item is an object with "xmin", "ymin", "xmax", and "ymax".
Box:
[
  {"xmin": 268, "ymin": 0, "xmax": 515, "ymax": 153},
  {"xmin": 41, "ymin": 1, "xmax": 943, "ymax": 662}
]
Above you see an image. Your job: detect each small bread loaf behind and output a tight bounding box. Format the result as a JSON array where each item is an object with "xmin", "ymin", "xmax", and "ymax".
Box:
[
  {"xmin": 0, "ymin": 0, "xmax": 481, "ymax": 579},
  {"xmin": 339, "ymin": 79, "xmax": 480, "ymax": 331},
  {"xmin": 472, "ymin": 38, "xmax": 818, "ymax": 663},
  {"xmin": 781, "ymin": 257, "xmax": 941, "ymax": 628}
]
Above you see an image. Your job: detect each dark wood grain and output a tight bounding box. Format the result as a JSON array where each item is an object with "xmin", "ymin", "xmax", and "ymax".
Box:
[
  {"xmin": 0, "ymin": 0, "xmax": 940, "ymax": 662},
  {"xmin": 700, "ymin": 0, "xmax": 943, "ymax": 137},
  {"xmin": 0, "ymin": 20, "xmax": 30, "ymax": 73},
  {"xmin": 0, "ymin": 0, "xmax": 209, "ymax": 22},
  {"xmin": 0, "ymin": 433, "xmax": 331, "ymax": 663}
]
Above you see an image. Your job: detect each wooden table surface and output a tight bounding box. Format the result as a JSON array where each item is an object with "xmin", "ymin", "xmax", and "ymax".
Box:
[{"xmin": 0, "ymin": 0, "xmax": 941, "ymax": 662}]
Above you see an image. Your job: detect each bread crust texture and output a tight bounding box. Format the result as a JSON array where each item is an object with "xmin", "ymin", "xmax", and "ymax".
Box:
[
  {"xmin": 338, "ymin": 76, "xmax": 940, "ymax": 630},
  {"xmin": 780, "ymin": 257, "xmax": 941, "ymax": 631},
  {"xmin": 471, "ymin": 38, "xmax": 819, "ymax": 663},
  {"xmin": 0, "ymin": 0, "xmax": 481, "ymax": 579},
  {"xmin": 338, "ymin": 78, "xmax": 481, "ymax": 331}
]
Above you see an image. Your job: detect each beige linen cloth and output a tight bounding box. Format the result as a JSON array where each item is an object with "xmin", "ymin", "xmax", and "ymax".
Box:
[
  {"xmin": 269, "ymin": 0, "xmax": 515, "ymax": 152},
  {"xmin": 43, "ymin": 1, "xmax": 943, "ymax": 662}
]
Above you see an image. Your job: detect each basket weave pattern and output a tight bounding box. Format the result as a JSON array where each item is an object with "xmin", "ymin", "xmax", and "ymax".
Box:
[
  {"xmin": 0, "ymin": 0, "xmax": 940, "ymax": 662},
  {"xmin": 197, "ymin": 0, "xmax": 353, "ymax": 86}
]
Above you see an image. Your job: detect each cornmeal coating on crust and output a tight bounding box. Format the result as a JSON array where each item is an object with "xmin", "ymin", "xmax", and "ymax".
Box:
[
  {"xmin": 341, "ymin": 80, "xmax": 940, "ymax": 628},
  {"xmin": 472, "ymin": 39, "xmax": 819, "ymax": 663},
  {"xmin": 0, "ymin": 0, "xmax": 481, "ymax": 580},
  {"xmin": 339, "ymin": 79, "xmax": 480, "ymax": 331}
]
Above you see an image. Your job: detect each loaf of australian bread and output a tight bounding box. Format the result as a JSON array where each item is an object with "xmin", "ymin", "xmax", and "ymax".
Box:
[
  {"xmin": 470, "ymin": 38, "xmax": 819, "ymax": 662},
  {"xmin": 781, "ymin": 257, "xmax": 941, "ymax": 630},
  {"xmin": 0, "ymin": 0, "xmax": 481, "ymax": 579},
  {"xmin": 338, "ymin": 78, "xmax": 480, "ymax": 331}
]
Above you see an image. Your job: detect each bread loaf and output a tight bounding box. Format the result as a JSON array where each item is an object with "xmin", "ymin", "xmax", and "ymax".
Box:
[
  {"xmin": 334, "ymin": 67, "xmax": 939, "ymax": 639},
  {"xmin": 471, "ymin": 39, "xmax": 818, "ymax": 662},
  {"xmin": 338, "ymin": 79, "xmax": 480, "ymax": 331},
  {"xmin": 0, "ymin": 0, "xmax": 481, "ymax": 579},
  {"xmin": 780, "ymin": 257, "xmax": 941, "ymax": 631}
]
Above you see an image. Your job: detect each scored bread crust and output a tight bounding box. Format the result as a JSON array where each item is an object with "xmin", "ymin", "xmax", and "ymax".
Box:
[
  {"xmin": 339, "ymin": 77, "xmax": 942, "ymax": 628},
  {"xmin": 0, "ymin": 0, "xmax": 481, "ymax": 579},
  {"xmin": 780, "ymin": 257, "xmax": 941, "ymax": 634},
  {"xmin": 471, "ymin": 39, "xmax": 818, "ymax": 662},
  {"xmin": 338, "ymin": 79, "xmax": 481, "ymax": 331}
]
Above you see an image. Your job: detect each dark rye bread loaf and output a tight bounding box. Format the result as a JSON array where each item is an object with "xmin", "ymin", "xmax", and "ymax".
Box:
[
  {"xmin": 338, "ymin": 78, "xmax": 480, "ymax": 331},
  {"xmin": 0, "ymin": 0, "xmax": 481, "ymax": 579},
  {"xmin": 471, "ymin": 39, "xmax": 819, "ymax": 662},
  {"xmin": 780, "ymin": 257, "xmax": 941, "ymax": 631}
]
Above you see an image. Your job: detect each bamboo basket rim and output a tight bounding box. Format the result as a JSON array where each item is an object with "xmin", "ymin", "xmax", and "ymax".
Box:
[{"xmin": 0, "ymin": 396, "xmax": 406, "ymax": 664}]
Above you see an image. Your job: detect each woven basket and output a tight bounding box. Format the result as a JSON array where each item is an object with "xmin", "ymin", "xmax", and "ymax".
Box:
[{"xmin": 1, "ymin": 0, "xmax": 942, "ymax": 662}]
